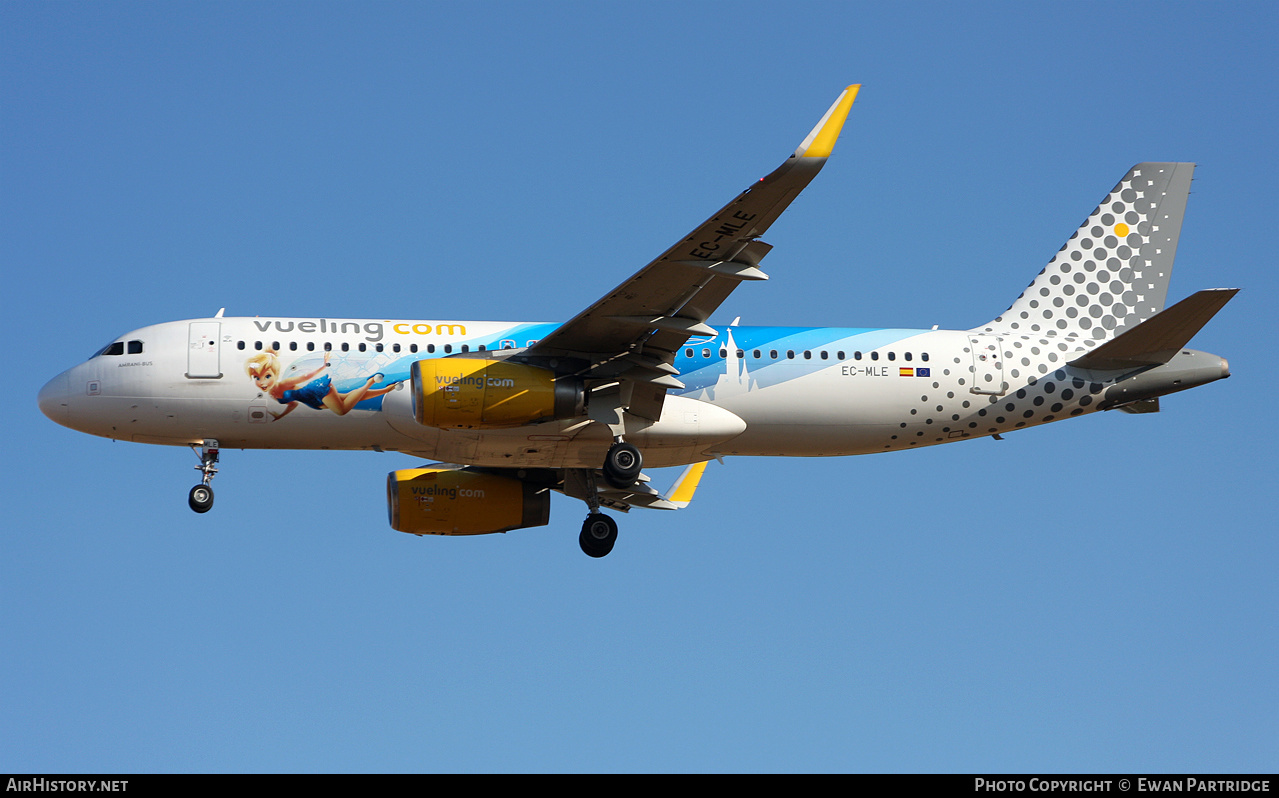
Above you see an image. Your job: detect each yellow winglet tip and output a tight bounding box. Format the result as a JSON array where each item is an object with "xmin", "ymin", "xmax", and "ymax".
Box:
[
  {"xmin": 667, "ymin": 461, "xmax": 709, "ymax": 507},
  {"xmin": 797, "ymin": 84, "xmax": 860, "ymax": 159}
]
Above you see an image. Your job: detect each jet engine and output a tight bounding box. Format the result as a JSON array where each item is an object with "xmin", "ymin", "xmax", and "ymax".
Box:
[
  {"xmin": 387, "ymin": 466, "xmax": 550, "ymax": 536},
  {"xmin": 411, "ymin": 359, "xmax": 585, "ymax": 429}
]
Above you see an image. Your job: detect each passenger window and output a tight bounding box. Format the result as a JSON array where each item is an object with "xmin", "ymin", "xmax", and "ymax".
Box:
[
  {"xmin": 341, "ymin": 343, "xmax": 349, "ymax": 352},
  {"xmin": 803, "ymin": 350, "xmax": 811, "ymax": 359},
  {"xmin": 393, "ymin": 344, "xmax": 401, "ymax": 353},
  {"xmin": 921, "ymin": 352, "xmax": 929, "ymax": 362},
  {"xmin": 837, "ymin": 351, "xmax": 845, "ymax": 360},
  {"xmin": 376, "ymin": 343, "xmax": 384, "ymax": 352},
  {"xmin": 289, "ymin": 342, "xmax": 298, "ymax": 351},
  {"xmin": 820, "ymin": 351, "xmax": 829, "ymax": 360},
  {"xmin": 720, "ymin": 348, "xmax": 727, "ymax": 358},
  {"xmin": 871, "ymin": 352, "xmax": 879, "ymax": 361},
  {"xmin": 887, "ymin": 352, "xmax": 896, "ymax": 361},
  {"xmin": 702, "ymin": 348, "xmax": 711, "ymax": 358},
  {"xmin": 359, "ymin": 343, "xmax": 367, "ymax": 352},
  {"xmin": 752, "ymin": 350, "xmax": 761, "ymax": 359},
  {"xmin": 786, "ymin": 350, "xmax": 795, "ymax": 359},
  {"xmin": 685, "ymin": 348, "xmax": 693, "ymax": 358},
  {"xmin": 307, "ymin": 342, "xmax": 315, "ymax": 352},
  {"xmin": 410, "ymin": 344, "xmax": 418, "ymax": 353},
  {"xmin": 904, "ymin": 352, "xmax": 912, "ymax": 361},
  {"xmin": 461, "ymin": 345, "xmax": 469, "ymax": 353},
  {"xmin": 255, "ymin": 341, "xmax": 263, "ymax": 351},
  {"xmin": 769, "ymin": 350, "xmax": 777, "ymax": 359},
  {"xmin": 237, "ymin": 341, "xmax": 245, "ymax": 350},
  {"xmin": 444, "ymin": 344, "xmax": 452, "ymax": 354},
  {"xmin": 427, "ymin": 344, "xmax": 436, "ymax": 354},
  {"xmin": 324, "ymin": 342, "xmax": 332, "ymax": 351}
]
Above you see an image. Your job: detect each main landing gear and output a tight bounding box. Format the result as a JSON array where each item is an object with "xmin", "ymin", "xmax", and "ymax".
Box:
[
  {"xmin": 188, "ymin": 439, "xmax": 219, "ymax": 514},
  {"xmin": 579, "ymin": 513, "xmax": 618, "ymax": 558},
  {"xmin": 577, "ymin": 441, "xmax": 641, "ymax": 557},
  {"xmin": 602, "ymin": 440, "xmax": 642, "ymax": 489}
]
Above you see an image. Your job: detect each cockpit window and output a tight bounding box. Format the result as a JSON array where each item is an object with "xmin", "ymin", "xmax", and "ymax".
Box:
[
  {"xmin": 92, "ymin": 339, "xmax": 143, "ymax": 358},
  {"xmin": 94, "ymin": 341, "xmax": 125, "ymax": 357}
]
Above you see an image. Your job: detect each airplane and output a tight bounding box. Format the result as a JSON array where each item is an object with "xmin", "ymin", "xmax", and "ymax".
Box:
[{"xmin": 38, "ymin": 85, "xmax": 1238, "ymax": 558}]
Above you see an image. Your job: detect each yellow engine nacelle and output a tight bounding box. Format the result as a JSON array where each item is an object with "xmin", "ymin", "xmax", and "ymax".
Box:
[
  {"xmin": 387, "ymin": 467, "xmax": 550, "ymax": 536},
  {"xmin": 411, "ymin": 359, "xmax": 585, "ymax": 429}
]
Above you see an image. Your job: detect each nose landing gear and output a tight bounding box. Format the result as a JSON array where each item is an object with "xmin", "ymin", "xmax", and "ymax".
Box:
[
  {"xmin": 188, "ymin": 483, "xmax": 214, "ymax": 513},
  {"xmin": 188, "ymin": 439, "xmax": 219, "ymax": 514}
]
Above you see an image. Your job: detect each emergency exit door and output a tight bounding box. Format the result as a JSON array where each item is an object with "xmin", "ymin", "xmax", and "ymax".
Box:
[{"xmin": 187, "ymin": 322, "xmax": 222, "ymax": 379}]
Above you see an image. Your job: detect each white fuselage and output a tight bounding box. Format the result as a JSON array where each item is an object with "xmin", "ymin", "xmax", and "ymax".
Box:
[{"xmin": 39, "ymin": 314, "xmax": 1197, "ymax": 470}]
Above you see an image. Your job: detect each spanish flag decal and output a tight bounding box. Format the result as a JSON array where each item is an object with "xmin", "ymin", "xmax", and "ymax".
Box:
[{"xmin": 899, "ymin": 368, "xmax": 914, "ymax": 377}]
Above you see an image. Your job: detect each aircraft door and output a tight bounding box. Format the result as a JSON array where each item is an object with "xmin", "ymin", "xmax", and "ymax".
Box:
[
  {"xmin": 187, "ymin": 322, "xmax": 223, "ymax": 379},
  {"xmin": 968, "ymin": 335, "xmax": 1006, "ymax": 396}
]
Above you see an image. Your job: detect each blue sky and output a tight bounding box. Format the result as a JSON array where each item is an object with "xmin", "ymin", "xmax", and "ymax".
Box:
[{"xmin": 3, "ymin": 1, "xmax": 1275, "ymax": 773}]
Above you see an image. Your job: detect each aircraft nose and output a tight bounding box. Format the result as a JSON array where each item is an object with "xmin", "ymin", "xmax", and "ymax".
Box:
[{"xmin": 38, "ymin": 371, "xmax": 70, "ymax": 425}]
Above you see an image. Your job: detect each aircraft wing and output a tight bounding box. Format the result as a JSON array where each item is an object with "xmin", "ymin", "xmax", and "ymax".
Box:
[
  {"xmin": 526, "ymin": 85, "xmax": 860, "ymax": 419},
  {"xmin": 420, "ymin": 461, "xmax": 712, "ymax": 514},
  {"xmin": 560, "ymin": 461, "xmax": 711, "ymax": 512}
]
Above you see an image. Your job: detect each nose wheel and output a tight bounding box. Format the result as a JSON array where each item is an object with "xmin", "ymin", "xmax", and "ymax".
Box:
[
  {"xmin": 188, "ymin": 484, "xmax": 214, "ymax": 513},
  {"xmin": 188, "ymin": 439, "xmax": 220, "ymax": 514}
]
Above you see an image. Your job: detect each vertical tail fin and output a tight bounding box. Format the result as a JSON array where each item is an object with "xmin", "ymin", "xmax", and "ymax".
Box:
[{"xmin": 975, "ymin": 163, "xmax": 1195, "ymax": 344}]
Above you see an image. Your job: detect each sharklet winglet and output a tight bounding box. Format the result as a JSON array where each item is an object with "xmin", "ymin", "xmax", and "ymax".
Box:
[
  {"xmin": 794, "ymin": 84, "xmax": 860, "ymax": 159},
  {"xmin": 664, "ymin": 461, "xmax": 710, "ymax": 509}
]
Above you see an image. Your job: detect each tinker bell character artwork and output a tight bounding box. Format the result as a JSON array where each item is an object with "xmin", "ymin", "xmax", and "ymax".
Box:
[{"xmin": 245, "ymin": 350, "xmax": 397, "ymax": 421}]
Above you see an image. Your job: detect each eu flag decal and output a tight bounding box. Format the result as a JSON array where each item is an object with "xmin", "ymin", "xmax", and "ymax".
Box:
[{"xmin": 917, "ymin": 367, "xmax": 930, "ymax": 377}]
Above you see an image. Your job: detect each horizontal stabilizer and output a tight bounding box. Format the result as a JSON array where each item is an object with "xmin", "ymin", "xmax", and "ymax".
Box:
[{"xmin": 1070, "ymin": 288, "xmax": 1238, "ymax": 370}]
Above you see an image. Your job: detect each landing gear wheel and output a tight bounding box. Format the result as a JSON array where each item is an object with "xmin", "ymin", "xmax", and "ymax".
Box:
[
  {"xmin": 188, "ymin": 439, "xmax": 220, "ymax": 513},
  {"xmin": 579, "ymin": 514, "xmax": 618, "ymax": 558},
  {"xmin": 603, "ymin": 442, "xmax": 643, "ymax": 489},
  {"xmin": 188, "ymin": 484, "xmax": 214, "ymax": 514}
]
